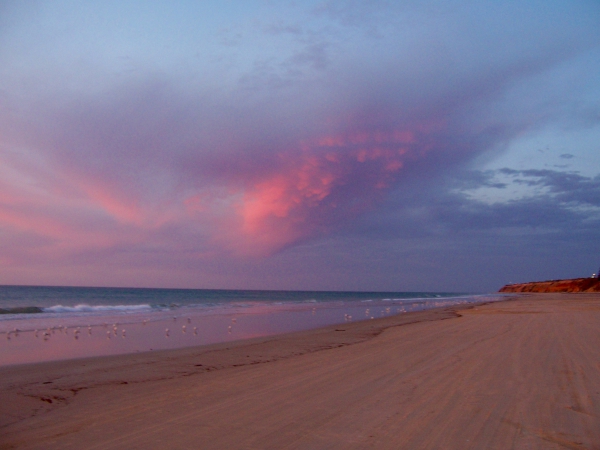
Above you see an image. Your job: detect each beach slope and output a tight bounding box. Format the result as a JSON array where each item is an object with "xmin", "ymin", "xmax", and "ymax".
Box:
[{"xmin": 1, "ymin": 293, "xmax": 599, "ymax": 449}]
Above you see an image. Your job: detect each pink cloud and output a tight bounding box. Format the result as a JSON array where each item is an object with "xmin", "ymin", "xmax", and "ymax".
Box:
[
  {"xmin": 0, "ymin": 161, "xmax": 157, "ymax": 265},
  {"xmin": 232, "ymin": 126, "xmax": 438, "ymax": 254},
  {"xmin": 77, "ymin": 182, "xmax": 144, "ymax": 226},
  {"xmin": 0, "ymin": 79, "xmax": 456, "ymax": 269}
]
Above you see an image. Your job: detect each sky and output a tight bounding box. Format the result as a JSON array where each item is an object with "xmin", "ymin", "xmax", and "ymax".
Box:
[{"xmin": 0, "ymin": 0, "xmax": 599, "ymax": 293}]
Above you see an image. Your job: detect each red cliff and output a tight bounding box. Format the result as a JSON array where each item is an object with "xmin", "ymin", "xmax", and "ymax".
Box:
[{"xmin": 499, "ymin": 278, "xmax": 600, "ymax": 293}]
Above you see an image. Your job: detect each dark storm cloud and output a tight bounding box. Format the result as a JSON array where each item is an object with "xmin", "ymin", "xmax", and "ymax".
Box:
[{"xmin": 344, "ymin": 167, "xmax": 600, "ymax": 244}]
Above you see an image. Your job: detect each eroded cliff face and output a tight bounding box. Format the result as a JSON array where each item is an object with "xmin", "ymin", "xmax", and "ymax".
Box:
[{"xmin": 499, "ymin": 278, "xmax": 600, "ymax": 293}]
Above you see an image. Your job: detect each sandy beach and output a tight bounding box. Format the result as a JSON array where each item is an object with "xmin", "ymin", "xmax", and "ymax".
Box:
[{"xmin": 1, "ymin": 293, "xmax": 599, "ymax": 449}]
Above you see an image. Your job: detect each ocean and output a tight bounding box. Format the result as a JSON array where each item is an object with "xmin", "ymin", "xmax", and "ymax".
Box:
[{"xmin": 0, "ymin": 286, "xmax": 506, "ymax": 366}]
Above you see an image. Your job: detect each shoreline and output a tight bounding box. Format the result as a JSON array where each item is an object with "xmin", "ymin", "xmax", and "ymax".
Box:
[
  {"xmin": 0, "ymin": 294, "xmax": 501, "ymax": 367},
  {"xmin": 0, "ymin": 295, "xmax": 484, "ymax": 377},
  {"xmin": 3, "ymin": 293, "xmax": 600, "ymax": 449}
]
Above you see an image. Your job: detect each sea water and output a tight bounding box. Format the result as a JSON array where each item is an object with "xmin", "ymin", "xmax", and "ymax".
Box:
[{"xmin": 0, "ymin": 286, "xmax": 507, "ymax": 366}]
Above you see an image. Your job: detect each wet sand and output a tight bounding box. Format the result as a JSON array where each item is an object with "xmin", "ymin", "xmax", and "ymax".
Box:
[{"xmin": 1, "ymin": 293, "xmax": 599, "ymax": 449}]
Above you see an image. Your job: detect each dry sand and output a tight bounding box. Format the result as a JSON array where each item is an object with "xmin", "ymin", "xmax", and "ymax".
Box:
[{"xmin": 1, "ymin": 293, "xmax": 599, "ymax": 449}]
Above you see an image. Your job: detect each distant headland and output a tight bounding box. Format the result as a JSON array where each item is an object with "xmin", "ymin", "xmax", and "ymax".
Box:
[{"xmin": 499, "ymin": 277, "xmax": 600, "ymax": 293}]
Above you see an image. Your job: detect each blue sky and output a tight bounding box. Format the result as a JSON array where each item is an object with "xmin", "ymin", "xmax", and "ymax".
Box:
[{"xmin": 1, "ymin": 0, "xmax": 599, "ymax": 292}]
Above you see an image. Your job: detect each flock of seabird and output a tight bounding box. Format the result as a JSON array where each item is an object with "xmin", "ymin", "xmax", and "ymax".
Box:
[{"xmin": 2, "ymin": 303, "xmax": 445, "ymax": 344}]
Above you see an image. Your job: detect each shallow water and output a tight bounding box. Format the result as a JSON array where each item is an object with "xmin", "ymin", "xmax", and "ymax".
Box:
[{"xmin": 0, "ymin": 286, "xmax": 507, "ymax": 366}]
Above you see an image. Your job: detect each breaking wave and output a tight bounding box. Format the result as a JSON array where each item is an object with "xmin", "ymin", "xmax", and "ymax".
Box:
[{"xmin": 43, "ymin": 304, "xmax": 153, "ymax": 313}]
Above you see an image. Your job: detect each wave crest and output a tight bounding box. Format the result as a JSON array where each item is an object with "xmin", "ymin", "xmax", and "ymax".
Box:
[{"xmin": 43, "ymin": 304, "xmax": 153, "ymax": 313}]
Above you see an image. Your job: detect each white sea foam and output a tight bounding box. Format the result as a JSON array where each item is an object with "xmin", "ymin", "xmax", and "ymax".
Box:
[{"xmin": 43, "ymin": 304, "xmax": 153, "ymax": 313}]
